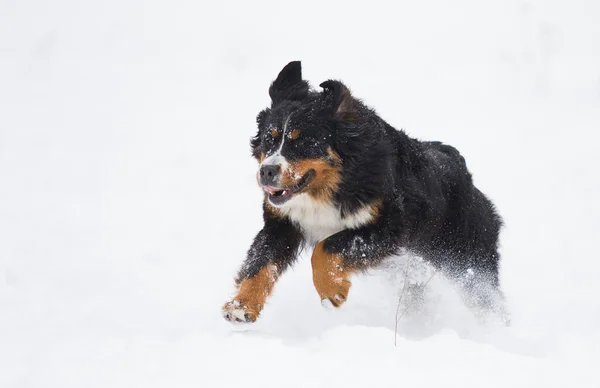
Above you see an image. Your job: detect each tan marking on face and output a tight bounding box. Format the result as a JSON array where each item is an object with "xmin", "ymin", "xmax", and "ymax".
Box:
[
  {"xmin": 290, "ymin": 129, "xmax": 301, "ymax": 140},
  {"xmin": 271, "ymin": 127, "xmax": 280, "ymax": 137},
  {"xmin": 255, "ymin": 152, "xmax": 265, "ymax": 185},
  {"xmin": 253, "ymin": 150, "xmax": 265, "ymax": 162},
  {"xmin": 311, "ymin": 241, "xmax": 354, "ymax": 307},
  {"xmin": 368, "ymin": 199, "xmax": 383, "ymax": 223},
  {"xmin": 326, "ymin": 147, "xmax": 341, "ymax": 165},
  {"xmin": 279, "ymin": 147, "xmax": 342, "ymax": 204},
  {"xmin": 223, "ymin": 264, "xmax": 278, "ymax": 322},
  {"xmin": 264, "ymin": 200, "xmax": 283, "ymax": 218}
]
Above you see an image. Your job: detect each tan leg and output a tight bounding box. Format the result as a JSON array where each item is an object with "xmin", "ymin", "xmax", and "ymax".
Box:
[
  {"xmin": 311, "ymin": 241, "xmax": 354, "ymax": 307},
  {"xmin": 222, "ymin": 264, "xmax": 278, "ymax": 323}
]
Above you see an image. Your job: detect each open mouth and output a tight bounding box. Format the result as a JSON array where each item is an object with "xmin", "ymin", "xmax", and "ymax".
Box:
[{"xmin": 262, "ymin": 169, "xmax": 315, "ymax": 206}]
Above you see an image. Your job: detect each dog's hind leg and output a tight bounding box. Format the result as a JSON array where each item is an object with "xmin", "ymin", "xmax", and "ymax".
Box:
[{"xmin": 443, "ymin": 255, "xmax": 510, "ymax": 325}]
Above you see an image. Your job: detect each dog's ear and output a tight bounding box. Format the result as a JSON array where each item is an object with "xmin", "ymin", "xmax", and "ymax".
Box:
[
  {"xmin": 319, "ymin": 80, "xmax": 357, "ymax": 123},
  {"xmin": 256, "ymin": 108, "xmax": 269, "ymax": 129},
  {"xmin": 251, "ymin": 109, "xmax": 269, "ymax": 160},
  {"xmin": 269, "ymin": 61, "xmax": 309, "ymax": 105}
]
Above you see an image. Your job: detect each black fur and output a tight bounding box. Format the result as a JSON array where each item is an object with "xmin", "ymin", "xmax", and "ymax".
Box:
[{"xmin": 235, "ymin": 61, "xmax": 505, "ymax": 319}]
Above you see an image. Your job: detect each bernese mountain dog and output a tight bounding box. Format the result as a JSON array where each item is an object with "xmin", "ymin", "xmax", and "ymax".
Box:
[{"xmin": 222, "ymin": 61, "xmax": 505, "ymax": 323}]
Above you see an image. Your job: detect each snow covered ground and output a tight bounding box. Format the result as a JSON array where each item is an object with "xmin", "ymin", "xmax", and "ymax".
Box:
[{"xmin": 1, "ymin": 0, "xmax": 599, "ymax": 386}]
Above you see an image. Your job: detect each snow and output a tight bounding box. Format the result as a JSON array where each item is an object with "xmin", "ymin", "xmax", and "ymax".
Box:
[{"xmin": 1, "ymin": 0, "xmax": 599, "ymax": 387}]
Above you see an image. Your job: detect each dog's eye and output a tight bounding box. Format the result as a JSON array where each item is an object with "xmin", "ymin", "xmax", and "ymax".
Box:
[{"xmin": 271, "ymin": 128, "xmax": 280, "ymax": 138}]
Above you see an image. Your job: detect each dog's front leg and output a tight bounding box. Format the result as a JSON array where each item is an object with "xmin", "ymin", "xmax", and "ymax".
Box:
[
  {"xmin": 311, "ymin": 225, "xmax": 400, "ymax": 308},
  {"xmin": 222, "ymin": 218, "xmax": 302, "ymax": 323}
]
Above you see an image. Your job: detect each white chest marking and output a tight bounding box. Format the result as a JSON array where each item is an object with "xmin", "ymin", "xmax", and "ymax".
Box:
[{"xmin": 279, "ymin": 193, "xmax": 375, "ymax": 243}]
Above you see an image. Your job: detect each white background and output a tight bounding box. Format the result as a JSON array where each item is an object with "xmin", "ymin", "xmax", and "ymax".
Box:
[{"xmin": 1, "ymin": 0, "xmax": 599, "ymax": 387}]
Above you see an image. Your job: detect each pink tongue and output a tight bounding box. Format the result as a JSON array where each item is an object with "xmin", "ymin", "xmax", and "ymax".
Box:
[
  {"xmin": 263, "ymin": 186, "xmax": 283, "ymax": 195},
  {"xmin": 262, "ymin": 186, "xmax": 292, "ymax": 197}
]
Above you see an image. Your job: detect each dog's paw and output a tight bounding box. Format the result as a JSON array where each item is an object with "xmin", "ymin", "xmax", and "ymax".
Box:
[
  {"xmin": 313, "ymin": 259, "xmax": 351, "ymax": 308},
  {"xmin": 222, "ymin": 300, "xmax": 259, "ymax": 323},
  {"xmin": 311, "ymin": 242, "xmax": 353, "ymax": 309},
  {"xmin": 318, "ymin": 283, "xmax": 350, "ymax": 308}
]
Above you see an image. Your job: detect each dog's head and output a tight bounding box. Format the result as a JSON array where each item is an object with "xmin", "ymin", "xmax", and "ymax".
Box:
[{"xmin": 251, "ymin": 61, "xmax": 361, "ymax": 208}]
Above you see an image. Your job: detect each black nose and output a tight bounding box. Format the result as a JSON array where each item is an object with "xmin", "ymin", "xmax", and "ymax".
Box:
[{"xmin": 260, "ymin": 165, "xmax": 280, "ymax": 186}]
